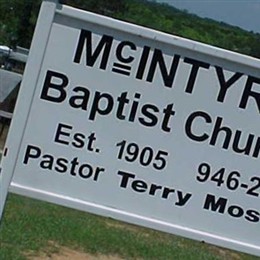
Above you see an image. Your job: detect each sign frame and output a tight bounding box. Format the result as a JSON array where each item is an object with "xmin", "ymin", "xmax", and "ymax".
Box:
[{"xmin": 1, "ymin": 0, "xmax": 260, "ymax": 256}]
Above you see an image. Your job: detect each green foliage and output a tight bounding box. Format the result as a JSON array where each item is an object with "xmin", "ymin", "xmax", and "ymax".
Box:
[
  {"xmin": 121, "ymin": 0, "xmax": 260, "ymax": 58},
  {"xmin": 0, "ymin": 0, "xmax": 41, "ymax": 48},
  {"xmin": 0, "ymin": 0, "xmax": 259, "ymax": 59}
]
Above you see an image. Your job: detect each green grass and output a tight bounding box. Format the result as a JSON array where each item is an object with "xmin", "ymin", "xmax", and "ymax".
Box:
[{"xmin": 0, "ymin": 194, "xmax": 259, "ymax": 260}]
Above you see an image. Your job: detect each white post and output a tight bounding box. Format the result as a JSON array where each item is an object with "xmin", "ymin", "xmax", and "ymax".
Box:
[{"xmin": 0, "ymin": 0, "xmax": 58, "ymax": 223}]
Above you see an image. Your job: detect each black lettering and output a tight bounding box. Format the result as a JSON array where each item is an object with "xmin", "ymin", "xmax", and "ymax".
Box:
[
  {"xmin": 89, "ymin": 92, "xmax": 114, "ymax": 121},
  {"xmin": 228, "ymin": 205, "xmax": 244, "ymax": 218},
  {"xmin": 203, "ymin": 194, "xmax": 227, "ymax": 213},
  {"xmin": 252, "ymin": 137, "xmax": 260, "ymax": 158},
  {"xmin": 23, "ymin": 145, "xmax": 41, "ymax": 164},
  {"xmin": 161, "ymin": 187, "xmax": 175, "ymax": 199},
  {"xmin": 239, "ymin": 76, "xmax": 260, "ymax": 112},
  {"xmin": 54, "ymin": 123, "xmax": 72, "ymax": 146},
  {"xmin": 136, "ymin": 46, "xmax": 150, "ymax": 80},
  {"xmin": 129, "ymin": 93, "xmax": 141, "ymax": 122},
  {"xmin": 40, "ymin": 154, "xmax": 54, "ymax": 170},
  {"xmin": 139, "ymin": 104, "xmax": 159, "ymax": 127},
  {"xmin": 232, "ymin": 131, "xmax": 254, "ymax": 155},
  {"xmin": 132, "ymin": 180, "xmax": 147, "ymax": 192},
  {"xmin": 69, "ymin": 86, "xmax": 90, "ymax": 110},
  {"xmin": 215, "ymin": 66, "xmax": 243, "ymax": 102},
  {"xmin": 73, "ymin": 29, "xmax": 113, "ymax": 70},
  {"xmin": 185, "ymin": 111, "xmax": 211, "ymax": 142},
  {"xmin": 116, "ymin": 41, "xmax": 136, "ymax": 63},
  {"xmin": 118, "ymin": 170, "xmax": 135, "ymax": 188},
  {"xmin": 149, "ymin": 184, "xmax": 162, "ymax": 196},
  {"xmin": 175, "ymin": 191, "xmax": 192, "ymax": 206},
  {"xmin": 70, "ymin": 157, "xmax": 79, "ymax": 176},
  {"xmin": 184, "ymin": 58, "xmax": 210, "ymax": 93},
  {"xmin": 78, "ymin": 164, "xmax": 93, "ymax": 178},
  {"xmin": 146, "ymin": 49, "xmax": 180, "ymax": 87},
  {"xmin": 72, "ymin": 133, "xmax": 85, "ymax": 149},
  {"xmin": 245, "ymin": 209, "xmax": 260, "ymax": 223},
  {"xmin": 87, "ymin": 133, "xmax": 96, "ymax": 151},
  {"xmin": 161, "ymin": 103, "xmax": 175, "ymax": 132},
  {"xmin": 93, "ymin": 167, "xmax": 105, "ymax": 181},
  {"xmin": 112, "ymin": 63, "xmax": 131, "ymax": 76},
  {"xmin": 116, "ymin": 92, "xmax": 129, "ymax": 120},
  {"xmin": 209, "ymin": 117, "xmax": 232, "ymax": 149},
  {"xmin": 55, "ymin": 158, "xmax": 68, "ymax": 173},
  {"xmin": 40, "ymin": 70, "xmax": 68, "ymax": 103}
]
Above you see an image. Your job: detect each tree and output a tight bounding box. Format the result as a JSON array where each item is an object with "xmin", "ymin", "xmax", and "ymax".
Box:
[{"xmin": 0, "ymin": 0, "xmax": 41, "ymax": 48}]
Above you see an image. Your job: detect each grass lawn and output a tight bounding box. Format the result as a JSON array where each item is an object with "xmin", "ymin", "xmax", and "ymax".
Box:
[{"xmin": 0, "ymin": 194, "xmax": 259, "ymax": 260}]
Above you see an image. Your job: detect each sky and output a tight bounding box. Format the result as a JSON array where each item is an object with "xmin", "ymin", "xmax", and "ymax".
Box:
[{"xmin": 155, "ymin": 0, "xmax": 260, "ymax": 34}]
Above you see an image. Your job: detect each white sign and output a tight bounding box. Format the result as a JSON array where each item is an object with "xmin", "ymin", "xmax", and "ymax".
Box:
[{"xmin": 1, "ymin": 0, "xmax": 260, "ymax": 256}]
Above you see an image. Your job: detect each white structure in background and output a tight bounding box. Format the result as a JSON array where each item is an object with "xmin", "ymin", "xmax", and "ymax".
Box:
[
  {"xmin": 0, "ymin": 69, "xmax": 22, "ymax": 103},
  {"xmin": 0, "ymin": 45, "xmax": 28, "ymax": 64},
  {"xmin": 0, "ymin": 46, "xmax": 27, "ymax": 136},
  {"xmin": 0, "ymin": 46, "xmax": 11, "ymax": 57}
]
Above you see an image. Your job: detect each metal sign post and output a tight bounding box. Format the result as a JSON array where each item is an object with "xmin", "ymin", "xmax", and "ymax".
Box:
[{"xmin": 1, "ymin": 0, "xmax": 260, "ymax": 256}]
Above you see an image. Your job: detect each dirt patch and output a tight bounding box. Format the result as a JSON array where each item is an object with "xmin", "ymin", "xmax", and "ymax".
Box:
[
  {"xmin": 26, "ymin": 245, "xmax": 123, "ymax": 260},
  {"xmin": 105, "ymin": 219, "xmax": 150, "ymax": 238},
  {"xmin": 209, "ymin": 245, "xmax": 242, "ymax": 260},
  {"xmin": 105, "ymin": 219, "xmax": 140, "ymax": 233}
]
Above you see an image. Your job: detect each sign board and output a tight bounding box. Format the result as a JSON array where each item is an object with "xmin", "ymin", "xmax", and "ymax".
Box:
[{"xmin": 1, "ymin": 0, "xmax": 260, "ymax": 256}]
